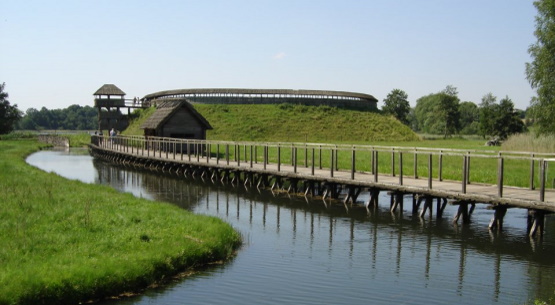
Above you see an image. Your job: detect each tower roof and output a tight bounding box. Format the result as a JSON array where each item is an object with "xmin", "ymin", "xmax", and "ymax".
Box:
[{"xmin": 94, "ymin": 84, "xmax": 126, "ymax": 96}]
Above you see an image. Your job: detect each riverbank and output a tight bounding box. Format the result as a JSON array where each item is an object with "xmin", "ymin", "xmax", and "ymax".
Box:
[{"xmin": 0, "ymin": 139, "xmax": 242, "ymax": 305}]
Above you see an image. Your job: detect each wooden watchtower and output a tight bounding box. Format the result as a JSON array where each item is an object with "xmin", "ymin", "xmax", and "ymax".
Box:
[{"xmin": 94, "ymin": 84, "xmax": 148, "ymax": 131}]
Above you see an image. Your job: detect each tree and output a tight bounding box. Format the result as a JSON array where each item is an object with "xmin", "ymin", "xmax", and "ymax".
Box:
[
  {"xmin": 459, "ymin": 101, "xmax": 480, "ymax": 134},
  {"xmin": 478, "ymin": 93, "xmax": 497, "ymax": 138},
  {"xmin": 0, "ymin": 83, "xmax": 22, "ymax": 134},
  {"xmin": 436, "ymin": 88, "xmax": 461, "ymax": 138},
  {"xmin": 478, "ymin": 93, "xmax": 525, "ymax": 140},
  {"xmin": 413, "ymin": 86, "xmax": 460, "ymax": 137},
  {"xmin": 493, "ymin": 97, "xmax": 525, "ymax": 139},
  {"xmin": 382, "ymin": 89, "xmax": 410, "ymax": 125},
  {"xmin": 526, "ymin": 0, "xmax": 555, "ymax": 135},
  {"xmin": 17, "ymin": 104, "xmax": 97, "ymax": 130}
]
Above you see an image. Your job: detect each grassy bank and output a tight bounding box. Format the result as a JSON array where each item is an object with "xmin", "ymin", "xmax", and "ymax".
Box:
[
  {"xmin": 0, "ymin": 139, "xmax": 241, "ymax": 304},
  {"xmin": 123, "ymin": 104, "xmax": 420, "ymax": 142}
]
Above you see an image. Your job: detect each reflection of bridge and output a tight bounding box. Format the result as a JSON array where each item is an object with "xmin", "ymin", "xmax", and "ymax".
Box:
[{"xmin": 88, "ymin": 135, "xmax": 555, "ymax": 237}]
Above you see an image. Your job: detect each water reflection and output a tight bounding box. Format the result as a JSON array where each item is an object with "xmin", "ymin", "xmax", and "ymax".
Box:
[{"xmin": 27, "ymin": 150, "xmax": 555, "ymax": 304}]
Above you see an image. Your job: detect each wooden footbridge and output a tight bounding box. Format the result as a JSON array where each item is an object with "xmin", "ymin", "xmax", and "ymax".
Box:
[{"xmin": 88, "ymin": 135, "xmax": 555, "ymax": 237}]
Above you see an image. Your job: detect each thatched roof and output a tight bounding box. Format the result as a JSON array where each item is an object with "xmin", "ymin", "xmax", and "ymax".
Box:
[
  {"xmin": 140, "ymin": 98, "xmax": 212, "ymax": 130},
  {"xmin": 94, "ymin": 84, "xmax": 126, "ymax": 96}
]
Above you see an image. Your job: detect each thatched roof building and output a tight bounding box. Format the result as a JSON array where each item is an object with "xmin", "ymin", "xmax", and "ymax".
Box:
[
  {"xmin": 94, "ymin": 84, "xmax": 126, "ymax": 97},
  {"xmin": 140, "ymin": 99, "xmax": 212, "ymax": 139}
]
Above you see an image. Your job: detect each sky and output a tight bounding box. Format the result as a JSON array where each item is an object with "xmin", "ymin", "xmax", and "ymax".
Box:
[{"xmin": 1, "ymin": 0, "xmax": 538, "ymax": 112}]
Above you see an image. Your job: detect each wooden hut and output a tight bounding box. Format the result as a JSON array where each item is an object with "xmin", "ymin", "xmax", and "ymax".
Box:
[{"xmin": 140, "ymin": 98, "xmax": 212, "ymax": 140}]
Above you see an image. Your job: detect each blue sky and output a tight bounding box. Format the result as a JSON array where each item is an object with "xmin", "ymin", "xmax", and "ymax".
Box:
[{"xmin": 1, "ymin": 0, "xmax": 537, "ymax": 112}]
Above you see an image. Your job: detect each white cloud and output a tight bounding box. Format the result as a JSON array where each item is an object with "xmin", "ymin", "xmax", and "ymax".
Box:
[{"xmin": 273, "ymin": 52, "xmax": 286, "ymax": 60}]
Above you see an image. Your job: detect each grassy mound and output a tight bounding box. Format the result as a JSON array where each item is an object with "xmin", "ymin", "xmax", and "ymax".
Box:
[
  {"xmin": 0, "ymin": 139, "xmax": 241, "ymax": 304},
  {"xmin": 123, "ymin": 104, "xmax": 420, "ymax": 143}
]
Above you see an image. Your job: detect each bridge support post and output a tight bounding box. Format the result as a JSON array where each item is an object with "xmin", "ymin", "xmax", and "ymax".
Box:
[
  {"xmin": 390, "ymin": 192, "xmax": 404, "ymax": 213},
  {"xmin": 344, "ymin": 186, "xmax": 362, "ymax": 205},
  {"xmin": 366, "ymin": 189, "xmax": 380, "ymax": 211},
  {"xmin": 488, "ymin": 206, "xmax": 508, "ymax": 231},
  {"xmin": 453, "ymin": 201, "xmax": 473, "ymax": 224},
  {"xmin": 419, "ymin": 196, "xmax": 433, "ymax": 218},
  {"xmin": 527, "ymin": 209, "xmax": 546, "ymax": 238},
  {"xmin": 436, "ymin": 198, "xmax": 447, "ymax": 219}
]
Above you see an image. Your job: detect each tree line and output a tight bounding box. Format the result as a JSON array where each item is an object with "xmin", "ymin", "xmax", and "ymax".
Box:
[
  {"xmin": 16, "ymin": 105, "xmax": 98, "ymax": 131},
  {"xmin": 382, "ymin": 86, "xmax": 526, "ymax": 140}
]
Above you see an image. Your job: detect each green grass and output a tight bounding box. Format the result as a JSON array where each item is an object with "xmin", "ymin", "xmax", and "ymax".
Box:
[
  {"xmin": 122, "ymin": 107, "xmax": 157, "ymax": 136},
  {"xmin": 122, "ymin": 104, "xmax": 420, "ymax": 142},
  {"xmin": 0, "ymin": 139, "xmax": 241, "ymax": 305}
]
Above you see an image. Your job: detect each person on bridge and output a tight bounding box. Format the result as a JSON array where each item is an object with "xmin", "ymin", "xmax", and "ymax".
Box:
[{"xmin": 110, "ymin": 128, "xmax": 116, "ymax": 143}]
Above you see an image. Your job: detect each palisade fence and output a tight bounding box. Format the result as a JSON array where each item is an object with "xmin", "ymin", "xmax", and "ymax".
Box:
[{"xmin": 91, "ymin": 135, "xmax": 555, "ymax": 202}]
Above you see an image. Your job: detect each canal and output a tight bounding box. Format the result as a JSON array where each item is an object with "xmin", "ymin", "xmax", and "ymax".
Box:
[{"xmin": 27, "ymin": 148, "xmax": 555, "ymax": 305}]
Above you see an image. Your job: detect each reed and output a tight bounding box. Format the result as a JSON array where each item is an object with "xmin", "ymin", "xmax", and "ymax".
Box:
[
  {"xmin": 0, "ymin": 139, "xmax": 241, "ymax": 305},
  {"xmin": 502, "ymin": 133, "xmax": 555, "ymax": 153}
]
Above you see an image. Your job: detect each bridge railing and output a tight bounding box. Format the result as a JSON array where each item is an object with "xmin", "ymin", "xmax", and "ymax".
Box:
[{"xmin": 91, "ymin": 135, "xmax": 555, "ymax": 201}]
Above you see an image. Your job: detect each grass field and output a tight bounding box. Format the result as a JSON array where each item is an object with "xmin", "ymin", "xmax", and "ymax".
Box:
[
  {"xmin": 0, "ymin": 139, "xmax": 241, "ymax": 305},
  {"xmin": 122, "ymin": 104, "xmax": 420, "ymax": 142}
]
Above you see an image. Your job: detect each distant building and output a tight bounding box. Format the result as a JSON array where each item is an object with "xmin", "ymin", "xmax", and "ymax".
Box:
[
  {"xmin": 142, "ymin": 88, "xmax": 378, "ymax": 111},
  {"xmin": 140, "ymin": 98, "xmax": 212, "ymax": 139}
]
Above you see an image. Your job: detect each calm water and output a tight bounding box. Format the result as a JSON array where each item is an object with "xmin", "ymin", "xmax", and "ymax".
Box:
[{"xmin": 27, "ymin": 149, "xmax": 555, "ymax": 305}]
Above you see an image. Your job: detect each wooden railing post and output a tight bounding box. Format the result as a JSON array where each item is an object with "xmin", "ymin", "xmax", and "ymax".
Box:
[
  {"xmin": 439, "ymin": 150, "xmax": 443, "ymax": 181},
  {"xmin": 497, "ymin": 157, "xmax": 504, "ymax": 197},
  {"xmin": 311, "ymin": 148, "xmax": 315, "ymax": 175},
  {"xmin": 530, "ymin": 154, "xmax": 535, "ymax": 190},
  {"xmin": 217, "ymin": 144, "xmax": 220, "ymax": 164},
  {"xmin": 305, "ymin": 145, "xmax": 308, "ymax": 168},
  {"xmin": 335, "ymin": 145, "xmax": 339, "ymax": 171},
  {"xmin": 277, "ymin": 145, "xmax": 281, "ymax": 172},
  {"xmin": 462, "ymin": 155, "xmax": 467, "ymax": 194},
  {"xmin": 428, "ymin": 154, "xmax": 432, "ymax": 189},
  {"xmin": 391, "ymin": 149, "xmax": 395, "ymax": 177},
  {"xmin": 206, "ymin": 143, "xmax": 210, "ymax": 163},
  {"xmin": 540, "ymin": 159, "xmax": 546, "ymax": 202},
  {"xmin": 399, "ymin": 152, "xmax": 403, "ymax": 185},
  {"xmin": 263, "ymin": 145, "xmax": 267, "ymax": 170},
  {"xmin": 351, "ymin": 148, "xmax": 355, "ymax": 180},
  {"xmin": 237, "ymin": 145, "xmax": 241, "ymax": 166},
  {"xmin": 294, "ymin": 147, "xmax": 298, "ymax": 173},
  {"xmin": 319, "ymin": 145, "xmax": 322, "ymax": 169},
  {"xmin": 330, "ymin": 148, "xmax": 334, "ymax": 178},
  {"xmin": 226, "ymin": 144, "xmax": 229, "ymax": 165},
  {"xmin": 291, "ymin": 144, "xmax": 294, "ymax": 166},
  {"xmin": 371, "ymin": 149, "xmax": 374, "ymax": 174},
  {"xmin": 414, "ymin": 149, "xmax": 418, "ymax": 179},
  {"xmin": 374, "ymin": 150, "xmax": 378, "ymax": 182},
  {"xmin": 466, "ymin": 152, "xmax": 471, "ymax": 184},
  {"xmin": 250, "ymin": 145, "xmax": 253, "ymax": 168}
]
